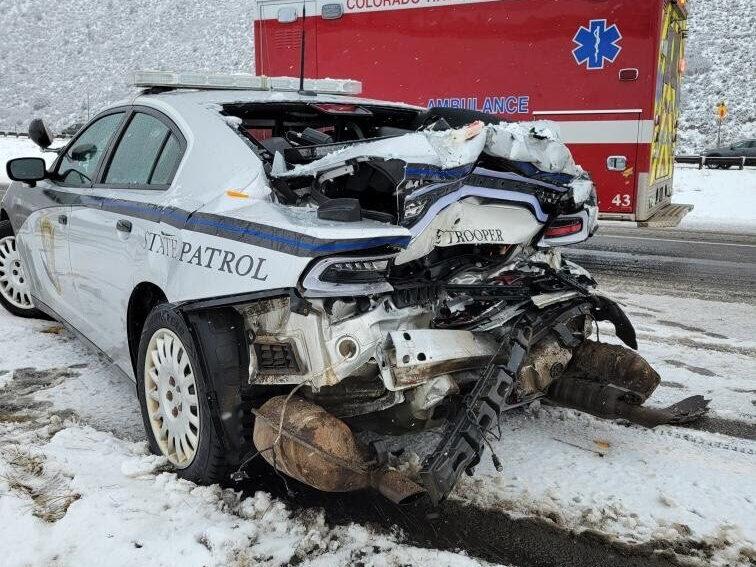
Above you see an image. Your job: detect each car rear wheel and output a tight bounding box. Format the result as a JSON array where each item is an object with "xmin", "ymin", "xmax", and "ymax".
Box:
[
  {"xmin": 0, "ymin": 220, "xmax": 46, "ymax": 319},
  {"xmin": 137, "ymin": 303, "xmax": 228, "ymax": 484}
]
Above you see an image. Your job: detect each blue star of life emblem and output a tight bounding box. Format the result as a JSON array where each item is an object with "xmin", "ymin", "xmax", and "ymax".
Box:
[{"xmin": 572, "ymin": 19, "xmax": 622, "ymax": 70}]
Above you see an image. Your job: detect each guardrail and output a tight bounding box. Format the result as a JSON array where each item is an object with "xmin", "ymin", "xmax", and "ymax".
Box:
[
  {"xmin": 0, "ymin": 131, "xmax": 73, "ymax": 140},
  {"xmin": 675, "ymin": 155, "xmax": 755, "ymax": 169},
  {"xmin": 0, "ymin": 130, "xmax": 30, "ymax": 138}
]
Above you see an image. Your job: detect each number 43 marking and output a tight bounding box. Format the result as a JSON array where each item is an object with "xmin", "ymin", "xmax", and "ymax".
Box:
[{"xmin": 612, "ymin": 194, "xmax": 632, "ymax": 207}]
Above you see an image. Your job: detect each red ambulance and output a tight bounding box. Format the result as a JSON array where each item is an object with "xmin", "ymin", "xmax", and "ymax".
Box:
[{"xmin": 254, "ymin": 0, "xmax": 692, "ymax": 225}]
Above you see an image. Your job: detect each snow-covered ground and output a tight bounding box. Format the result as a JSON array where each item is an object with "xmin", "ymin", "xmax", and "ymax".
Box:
[
  {"xmin": 458, "ymin": 292, "xmax": 756, "ymax": 566},
  {"xmin": 673, "ymin": 165, "xmax": 756, "ymax": 233},
  {"xmin": 1, "ymin": 290, "xmax": 754, "ymax": 566},
  {"xmin": 0, "ymin": 312, "xmax": 490, "ymax": 567},
  {"xmin": 0, "ymin": 0, "xmax": 255, "ymax": 133}
]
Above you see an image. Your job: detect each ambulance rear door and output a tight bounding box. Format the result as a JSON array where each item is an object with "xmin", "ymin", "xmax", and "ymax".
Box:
[
  {"xmin": 532, "ymin": 110, "xmax": 643, "ymax": 220},
  {"xmin": 255, "ymin": 0, "xmax": 318, "ymax": 78}
]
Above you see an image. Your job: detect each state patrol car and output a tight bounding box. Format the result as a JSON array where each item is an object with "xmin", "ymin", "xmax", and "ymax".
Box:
[{"xmin": 2, "ymin": 72, "xmax": 682, "ymax": 503}]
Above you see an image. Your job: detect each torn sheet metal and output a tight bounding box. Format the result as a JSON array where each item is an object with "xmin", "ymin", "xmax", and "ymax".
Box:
[
  {"xmin": 272, "ymin": 120, "xmax": 584, "ymax": 182},
  {"xmin": 384, "ymin": 329, "xmax": 500, "ymax": 388},
  {"xmin": 275, "ymin": 122, "xmax": 488, "ymax": 179},
  {"xmin": 484, "ymin": 121, "xmax": 583, "ymax": 177}
]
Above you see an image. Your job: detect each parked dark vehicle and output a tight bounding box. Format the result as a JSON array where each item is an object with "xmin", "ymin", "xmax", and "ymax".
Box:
[{"xmin": 703, "ymin": 139, "xmax": 756, "ymax": 169}]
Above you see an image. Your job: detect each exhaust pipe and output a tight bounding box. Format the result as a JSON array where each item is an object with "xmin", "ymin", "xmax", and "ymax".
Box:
[
  {"xmin": 372, "ymin": 468, "xmax": 427, "ymax": 505},
  {"xmin": 252, "ymin": 395, "xmax": 426, "ymax": 504},
  {"xmin": 548, "ymin": 376, "xmax": 710, "ymax": 427},
  {"xmin": 547, "ymin": 341, "xmax": 709, "ymax": 427}
]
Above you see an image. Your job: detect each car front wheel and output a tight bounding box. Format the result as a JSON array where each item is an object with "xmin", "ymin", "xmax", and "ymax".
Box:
[
  {"xmin": 137, "ymin": 303, "xmax": 228, "ymax": 484},
  {"xmin": 0, "ymin": 220, "xmax": 46, "ymax": 319}
]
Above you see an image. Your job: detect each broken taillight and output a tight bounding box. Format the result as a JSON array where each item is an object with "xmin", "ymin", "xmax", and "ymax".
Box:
[
  {"xmin": 320, "ymin": 259, "xmax": 391, "ymax": 284},
  {"xmin": 544, "ymin": 218, "xmax": 583, "ymax": 238}
]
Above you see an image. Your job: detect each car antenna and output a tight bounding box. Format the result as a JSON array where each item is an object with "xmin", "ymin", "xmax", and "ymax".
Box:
[{"xmin": 298, "ymin": 1, "xmax": 316, "ymax": 96}]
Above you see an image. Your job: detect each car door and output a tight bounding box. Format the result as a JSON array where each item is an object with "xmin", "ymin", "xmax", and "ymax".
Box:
[
  {"xmin": 17, "ymin": 111, "xmax": 126, "ymax": 326},
  {"xmin": 66, "ymin": 107, "xmax": 186, "ymax": 373}
]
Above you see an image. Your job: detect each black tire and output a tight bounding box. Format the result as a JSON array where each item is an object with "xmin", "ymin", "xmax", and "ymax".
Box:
[
  {"xmin": 0, "ymin": 220, "xmax": 47, "ymax": 319},
  {"xmin": 704, "ymin": 154, "xmax": 721, "ymax": 169},
  {"xmin": 136, "ymin": 303, "xmax": 228, "ymax": 484}
]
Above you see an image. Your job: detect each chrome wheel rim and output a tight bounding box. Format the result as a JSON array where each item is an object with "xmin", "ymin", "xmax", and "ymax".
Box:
[
  {"xmin": 144, "ymin": 329, "xmax": 200, "ymax": 468},
  {"xmin": 0, "ymin": 236, "xmax": 34, "ymax": 310}
]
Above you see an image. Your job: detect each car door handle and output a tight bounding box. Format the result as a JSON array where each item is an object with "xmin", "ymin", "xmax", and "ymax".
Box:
[
  {"xmin": 116, "ymin": 219, "xmax": 132, "ymax": 233},
  {"xmin": 58, "ymin": 214, "xmax": 68, "ymax": 225}
]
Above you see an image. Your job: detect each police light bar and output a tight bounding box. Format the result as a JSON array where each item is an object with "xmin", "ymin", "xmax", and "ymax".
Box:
[
  {"xmin": 131, "ymin": 71, "xmax": 362, "ymax": 95},
  {"xmin": 268, "ymin": 76, "xmax": 362, "ymax": 95}
]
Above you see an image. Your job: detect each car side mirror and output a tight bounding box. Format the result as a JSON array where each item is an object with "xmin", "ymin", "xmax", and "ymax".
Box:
[
  {"xmin": 69, "ymin": 143, "xmax": 97, "ymax": 161},
  {"xmin": 6, "ymin": 157, "xmax": 47, "ymax": 187},
  {"xmin": 28, "ymin": 118, "xmax": 54, "ymax": 149}
]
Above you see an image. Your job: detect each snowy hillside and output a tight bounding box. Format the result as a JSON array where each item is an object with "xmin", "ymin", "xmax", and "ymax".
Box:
[
  {"xmin": 0, "ymin": 0, "xmax": 256, "ymax": 130},
  {"xmin": 0, "ymin": 0, "xmax": 753, "ymax": 151},
  {"xmin": 677, "ymin": 0, "xmax": 756, "ymax": 153}
]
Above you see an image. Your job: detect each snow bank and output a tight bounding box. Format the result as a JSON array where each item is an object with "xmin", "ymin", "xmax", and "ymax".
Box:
[
  {"xmin": 0, "ymin": 136, "xmax": 59, "ymax": 185},
  {"xmin": 673, "ymin": 164, "xmax": 756, "ymax": 233}
]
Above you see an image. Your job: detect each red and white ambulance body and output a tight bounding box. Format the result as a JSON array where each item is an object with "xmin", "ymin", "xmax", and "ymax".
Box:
[{"xmin": 254, "ymin": 0, "xmax": 690, "ymax": 224}]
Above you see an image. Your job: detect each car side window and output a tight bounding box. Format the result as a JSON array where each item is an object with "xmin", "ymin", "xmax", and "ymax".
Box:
[
  {"xmin": 732, "ymin": 141, "xmax": 748, "ymax": 149},
  {"xmin": 104, "ymin": 113, "xmax": 182, "ymax": 186},
  {"xmin": 55, "ymin": 113, "xmax": 125, "ymax": 185},
  {"xmin": 150, "ymin": 134, "xmax": 183, "ymax": 185}
]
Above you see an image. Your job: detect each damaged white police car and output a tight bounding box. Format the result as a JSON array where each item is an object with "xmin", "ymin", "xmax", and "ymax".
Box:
[{"xmin": 1, "ymin": 72, "xmax": 707, "ymax": 504}]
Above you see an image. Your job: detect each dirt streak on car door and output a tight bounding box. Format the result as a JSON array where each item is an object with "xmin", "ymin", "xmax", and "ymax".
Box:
[{"xmin": 11, "ymin": 178, "xmax": 76, "ymax": 321}]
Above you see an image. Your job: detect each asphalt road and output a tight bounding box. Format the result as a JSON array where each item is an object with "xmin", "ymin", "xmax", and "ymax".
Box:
[
  {"xmin": 565, "ymin": 225, "xmax": 756, "ymax": 304},
  {"xmin": 244, "ymin": 465, "xmax": 697, "ymax": 567}
]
